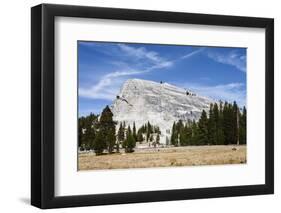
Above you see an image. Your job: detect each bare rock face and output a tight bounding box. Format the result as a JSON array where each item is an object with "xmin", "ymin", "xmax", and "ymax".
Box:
[{"xmin": 111, "ymin": 79, "xmax": 214, "ymax": 144}]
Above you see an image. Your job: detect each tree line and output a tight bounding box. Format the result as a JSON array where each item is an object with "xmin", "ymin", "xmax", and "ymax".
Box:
[
  {"xmin": 78, "ymin": 106, "xmax": 117, "ymax": 155},
  {"xmin": 78, "ymin": 101, "xmax": 246, "ymax": 155},
  {"xmin": 78, "ymin": 106, "xmax": 162, "ymax": 154},
  {"xmin": 170, "ymin": 101, "xmax": 246, "ymax": 146}
]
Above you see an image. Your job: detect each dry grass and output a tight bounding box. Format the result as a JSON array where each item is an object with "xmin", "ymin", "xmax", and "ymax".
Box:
[{"xmin": 78, "ymin": 145, "xmax": 246, "ymax": 171}]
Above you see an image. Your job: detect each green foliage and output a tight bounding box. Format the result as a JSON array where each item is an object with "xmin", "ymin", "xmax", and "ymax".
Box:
[
  {"xmin": 117, "ymin": 122, "xmax": 125, "ymax": 152},
  {"xmin": 98, "ymin": 105, "xmax": 116, "ymax": 153},
  {"xmin": 78, "ymin": 113, "xmax": 98, "ymax": 150},
  {"xmin": 123, "ymin": 125, "xmax": 136, "ymax": 153},
  {"xmin": 78, "ymin": 101, "xmax": 246, "ymax": 154},
  {"xmin": 239, "ymin": 106, "xmax": 247, "ymax": 144},
  {"xmin": 136, "ymin": 122, "xmax": 160, "ymax": 144},
  {"xmin": 170, "ymin": 101, "xmax": 246, "ymax": 146},
  {"xmin": 207, "ymin": 104, "xmax": 216, "ymax": 145},
  {"xmin": 78, "ymin": 106, "xmax": 117, "ymax": 155},
  {"xmin": 170, "ymin": 122, "xmax": 178, "ymax": 146},
  {"xmin": 216, "ymin": 101, "xmax": 225, "ymax": 145},
  {"xmin": 156, "ymin": 134, "xmax": 160, "ymax": 144},
  {"xmin": 93, "ymin": 131, "xmax": 106, "ymax": 155},
  {"xmin": 117, "ymin": 122, "xmax": 125, "ymax": 142},
  {"xmin": 133, "ymin": 122, "xmax": 137, "ymax": 142},
  {"xmin": 137, "ymin": 129, "xmax": 144, "ymax": 142},
  {"xmin": 197, "ymin": 110, "xmax": 209, "ymax": 145}
]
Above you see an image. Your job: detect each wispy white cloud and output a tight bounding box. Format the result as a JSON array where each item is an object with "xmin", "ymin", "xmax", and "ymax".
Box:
[
  {"xmin": 79, "ymin": 45, "xmax": 172, "ymax": 100},
  {"xmin": 180, "ymin": 48, "xmax": 205, "ymax": 59},
  {"xmin": 206, "ymin": 50, "xmax": 246, "ymax": 72},
  {"xmin": 79, "ymin": 44, "xmax": 205, "ymax": 101},
  {"xmin": 117, "ymin": 44, "xmax": 174, "ymax": 69},
  {"xmin": 180, "ymin": 82, "xmax": 246, "ymax": 107},
  {"xmin": 79, "ymin": 70, "xmax": 141, "ymax": 100}
]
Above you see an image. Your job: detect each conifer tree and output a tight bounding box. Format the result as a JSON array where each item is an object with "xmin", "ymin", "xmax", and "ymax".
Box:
[
  {"xmin": 179, "ymin": 125, "xmax": 188, "ymax": 146},
  {"xmin": 149, "ymin": 134, "xmax": 154, "ymax": 142},
  {"xmin": 239, "ymin": 106, "xmax": 247, "ymax": 144},
  {"xmin": 146, "ymin": 121, "xmax": 152, "ymax": 141},
  {"xmin": 213, "ymin": 103, "xmax": 220, "ymax": 144},
  {"xmin": 93, "ymin": 131, "xmax": 106, "ymax": 155},
  {"xmin": 78, "ymin": 113, "xmax": 98, "ymax": 150},
  {"xmin": 123, "ymin": 125, "xmax": 136, "ymax": 153},
  {"xmin": 98, "ymin": 105, "xmax": 116, "ymax": 153},
  {"xmin": 156, "ymin": 133, "xmax": 160, "ymax": 144},
  {"xmin": 78, "ymin": 116, "xmax": 85, "ymax": 148},
  {"xmin": 137, "ymin": 128, "xmax": 144, "ymax": 142},
  {"xmin": 117, "ymin": 122, "xmax": 124, "ymax": 152},
  {"xmin": 232, "ymin": 101, "xmax": 239, "ymax": 145},
  {"xmin": 198, "ymin": 110, "xmax": 208, "ymax": 145},
  {"xmin": 171, "ymin": 122, "xmax": 178, "ymax": 146},
  {"xmin": 133, "ymin": 122, "xmax": 137, "ymax": 142},
  {"xmin": 223, "ymin": 102, "xmax": 231, "ymax": 145},
  {"xmin": 191, "ymin": 120, "xmax": 199, "ymax": 145},
  {"xmin": 185, "ymin": 124, "xmax": 193, "ymax": 145},
  {"xmin": 207, "ymin": 104, "xmax": 216, "ymax": 145},
  {"xmin": 217, "ymin": 101, "xmax": 225, "ymax": 145}
]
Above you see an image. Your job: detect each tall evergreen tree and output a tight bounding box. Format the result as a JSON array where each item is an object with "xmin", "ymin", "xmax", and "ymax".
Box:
[
  {"xmin": 217, "ymin": 101, "xmax": 225, "ymax": 145},
  {"xmin": 93, "ymin": 130, "xmax": 106, "ymax": 155},
  {"xmin": 213, "ymin": 103, "xmax": 220, "ymax": 144},
  {"xmin": 123, "ymin": 125, "xmax": 136, "ymax": 153},
  {"xmin": 223, "ymin": 102, "xmax": 232, "ymax": 145},
  {"xmin": 156, "ymin": 133, "xmax": 160, "ymax": 144},
  {"xmin": 146, "ymin": 121, "xmax": 152, "ymax": 141},
  {"xmin": 98, "ymin": 105, "xmax": 116, "ymax": 153},
  {"xmin": 117, "ymin": 122, "xmax": 123, "ymax": 141},
  {"xmin": 137, "ymin": 128, "xmax": 144, "ymax": 142},
  {"xmin": 78, "ymin": 113, "xmax": 98, "ymax": 150},
  {"xmin": 207, "ymin": 104, "xmax": 216, "ymax": 145},
  {"xmin": 232, "ymin": 101, "xmax": 239, "ymax": 145},
  {"xmin": 168, "ymin": 101, "xmax": 246, "ymax": 147},
  {"xmin": 171, "ymin": 122, "xmax": 178, "ymax": 146},
  {"xmin": 197, "ymin": 110, "xmax": 209, "ymax": 145},
  {"xmin": 133, "ymin": 122, "xmax": 137, "ymax": 142},
  {"xmin": 239, "ymin": 106, "xmax": 247, "ymax": 144},
  {"xmin": 191, "ymin": 120, "xmax": 199, "ymax": 145}
]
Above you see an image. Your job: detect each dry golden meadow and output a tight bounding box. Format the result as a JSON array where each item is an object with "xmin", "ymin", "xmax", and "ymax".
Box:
[{"xmin": 78, "ymin": 145, "xmax": 246, "ymax": 171}]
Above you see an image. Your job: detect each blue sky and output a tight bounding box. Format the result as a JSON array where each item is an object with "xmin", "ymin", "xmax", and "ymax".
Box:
[{"xmin": 78, "ymin": 41, "xmax": 246, "ymax": 117}]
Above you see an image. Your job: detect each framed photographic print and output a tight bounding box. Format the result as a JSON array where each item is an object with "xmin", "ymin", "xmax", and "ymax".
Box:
[{"xmin": 31, "ymin": 4, "xmax": 274, "ymax": 209}]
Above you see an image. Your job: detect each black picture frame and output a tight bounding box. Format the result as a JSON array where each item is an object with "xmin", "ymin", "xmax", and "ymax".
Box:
[{"xmin": 31, "ymin": 3, "xmax": 274, "ymax": 209}]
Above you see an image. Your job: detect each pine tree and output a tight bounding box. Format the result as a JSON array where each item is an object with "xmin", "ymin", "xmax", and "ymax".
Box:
[
  {"xmin": 93, "ymin": 131, "xmax": 106, "ymax": 155},
  {"xmin": 223, "ymin": 102, "xmax": 231, "ymax": 145},
  {"xmin": 123, "ymin": 125, "xmax": 136, "ymax": 153},
  {"xmin": 117, "ymin": 122, "xmax": 124, "ymax": 152},
  {"xmin": 171, "ymin": 122, "xmax": 178, "ymax": 146},
  {"xmin": 133, "ymin": 122, "xmax": 137, "ymax": 142},
  {"xmin": 207, "ymin": 104, "xmax": 216, "ymax": 145},
  {"xmin": 149, "ymin": 134, "xmax": 154, "ymax": 142},
  {"xmin": 217, "ymin": 101, "xmax": 225, "ymax": 145},
  {"xmin": 185, "ymin": 123, "xmax": 193, "ymax": 145},
  {"xmin": 146, "ymin": 121, "xmax": 152, "ymax": 141},
  {"xmin": 117, "ymin": 123, "xmax": 123, "ymax": 142},
  {"xmin": 78, "ymin": 116, "xmax": 84, "ymax": 148},
  {"xmin": 190, "ymin": 120, "xmax": 199, "ymax": 145},
  {"xmin": 179, "ymin": 125, "xmax": 187, "ymax": 146},
  {"xmin": 98, "ymin": 105, "xmax": 116, "ymax": 153},
  {"xmin": 239, "ymin": 106, "xmax": 247, "ymax": 144},
  {"xmin": 232, "ymin": 101, "xmax": 239, "ymax": 145},
  {"xmin": 156, "ymin": 133, "xmax": 160, "ymax": 144},
  {"xmin": 213, "ymin": 103, "xmax": 220, "ymax": 144},
  {"xmin": 198, "ymin": 110, "xmax": 208, "ymax": 145},
  {"xmin": 78, "ymin": 113, "xmax": 98, "ymax": 150},
  {"xmin": 137, "ymin": 128, "xmax": 144, "ymax": 142}
]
